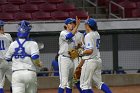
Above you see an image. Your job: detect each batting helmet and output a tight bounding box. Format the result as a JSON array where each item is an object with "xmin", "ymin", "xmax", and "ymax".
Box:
[
  {"xmin": 17, "ymin": 20, "xmax": 32, "ymax": 38},
  {"xmin": 85, "ymin": 18, "xmax": 97, "ymax": 31},
  {"xmin": 0, "ymin": 20, "xmax": 4, "ymax": 27},
  {"xmin": 65, "ymin": 18, "xmax": 75, "ymax": 25}
]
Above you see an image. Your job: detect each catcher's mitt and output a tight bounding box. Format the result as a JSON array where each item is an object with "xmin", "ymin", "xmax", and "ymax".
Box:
[
  {"xmin": 73, "ymin": 67, "xmax": 81, "ymax": 80},
  {"xmin": 68, "ymin": 49, "xmax": 79, "ymax": 59}
]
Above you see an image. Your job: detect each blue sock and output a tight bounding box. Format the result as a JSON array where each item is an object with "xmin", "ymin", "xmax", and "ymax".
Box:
[
  {"xmin": 75, "ymin": 81, "xmax": 82, "ymax": 93},
  {"xmin": 66, "ymin": 88, "xmax": 72, "ymax": 93},
  {"xmin": 101, "ymin": 83, "xmax": 112, "ymax": 93},
  {"xmin": 58, "ymin": 87, "xmax": 64, "ymax": 93},
  {"xmin": 82, "ymin": 89, "xmax": 93, "ymax": 93},
  {"xmin": 0, "ymin": 88, "xmax": 4, "ymax": 93}
]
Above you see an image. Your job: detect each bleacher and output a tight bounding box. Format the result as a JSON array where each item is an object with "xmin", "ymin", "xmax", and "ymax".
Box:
[
  {"xmin": 0, "ymin": 0, "xmax": 88, "ymax": 21},
  {"xmin": 109, "ymin": 0, "xmax": 140, "ymax": 18}
]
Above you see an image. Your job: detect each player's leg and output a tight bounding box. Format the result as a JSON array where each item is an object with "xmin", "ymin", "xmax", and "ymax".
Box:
[
  {"xmin": 58, "ymin": 55, "xmax": 71, "ymax": 93},
  {"xmin": 93, "ymin": 59, "xmax": 112, "ymax": 93},
  {"xmin": 0, "ymin": 68, "xmax": 6, "ymax": 93},
  {"xmin": 26, "ymin": 71, "xmax": 37, "ymax": 93},
  {"xmin": 75, "ymin": 81, "xmax": 82, "ymax": 93},
  {"xmin": 66, "ymin": 62, "xmax": 74, "ymax": 93},
  {"xmin": 5, "ymin": 63, "xmax": 12, "ymax": 93},
  {"xmin": 73, "ymin": 58, "xmax": 82, "ymax": 93},
  {"xmin": 12, "ymin": 71, "xmax": 25, "ymax": 93},
  {"xmin": 80, "ymin": 59, "xmax": 97, "ymax": 93}
]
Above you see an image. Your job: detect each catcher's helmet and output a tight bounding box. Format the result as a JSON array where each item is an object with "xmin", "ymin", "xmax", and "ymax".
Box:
[
  {"xmin": 17, "ymin": 20, "xmax": 32, "ymax": 38},
  {"xmin": 65, "ymin": 18, "xmax": 75, "ymax": 25},
  {"xmin": 85, "ymin": 18, "xmax": 97, "ymax": 31},
  {"xmin": 0, "ymin": 20, "xmax": 4, "ymax": 27}
]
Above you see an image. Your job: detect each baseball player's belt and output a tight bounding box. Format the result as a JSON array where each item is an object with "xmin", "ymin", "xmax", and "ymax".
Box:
[
  {"xmin": 62, "ymin": 55, "xmax": 71, "ymax": 58},
  {"xmin": 13, "ymin": 69, "xmax": 36, "ymax": 73}
]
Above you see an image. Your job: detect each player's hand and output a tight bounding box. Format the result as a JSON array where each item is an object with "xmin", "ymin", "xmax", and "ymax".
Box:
[
  {"xmin": 87, "ymin": 16, "xmax": 90, "ymax": 20},
  {"xmin": 38, "ymin": 61, "xmax": 43, "ymax": 67},
  {"xmin": 76, "ymin": 16, "xmax": 81, "ymax": 27},
  {"xmin": 78, "ymin": 48, "xmax": 84, "ymax": 56}
]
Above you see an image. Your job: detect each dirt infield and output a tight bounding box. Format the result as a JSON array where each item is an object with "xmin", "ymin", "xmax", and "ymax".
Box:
[{"xmin": 5, "ymin": 85, "xmax": 140, "ymax": 93}]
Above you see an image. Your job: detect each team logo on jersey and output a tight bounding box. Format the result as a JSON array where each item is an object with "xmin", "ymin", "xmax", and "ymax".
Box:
[{"xmin": 18, "ymin": 48, "xmax": 23, "ymax": 54}]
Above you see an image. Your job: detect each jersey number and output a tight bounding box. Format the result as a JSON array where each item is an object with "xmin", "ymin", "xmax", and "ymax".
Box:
[
  {"xmin": 96, "ymin": 39, "xmax": 100, "ymax": 49},
  {"xmin": 0, "ymin": 40, "xmax": 5, "ymax": 50}
]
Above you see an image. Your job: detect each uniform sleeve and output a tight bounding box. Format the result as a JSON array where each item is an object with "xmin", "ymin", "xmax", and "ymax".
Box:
[
  {"xmin": 5, "ymin": 33, "xmax": 13, "ymax": 43},
  {"xmin": 84, "ymin": 34, "xmax": 94, "ymax": 50},
  {"xmin": 5, "ymin": 43, "xmax": 14, "ymax": 61},
  {"xmin": 30, "ymin": 42, "xmax": 40, "ymax": 60},
  {"xmin": 60, "ymin": 31, "xmax": 74, "ymax": 41}
]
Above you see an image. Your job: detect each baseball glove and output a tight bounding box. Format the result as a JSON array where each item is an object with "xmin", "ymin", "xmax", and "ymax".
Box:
[
  {"xmin": 68, "ymin": 49, "xmax": 79, "ymax": 59},
  {"xmin": 73, "ymin": 67, "xmax": 81, "ymax": 80}
]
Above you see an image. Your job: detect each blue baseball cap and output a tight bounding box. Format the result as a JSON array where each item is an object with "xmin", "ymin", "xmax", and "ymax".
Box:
[
  {"xmin": 85, "ymin": 18, "xmax": 97, "ymax": 27},
  {"xmin": 0, "ymin": 20, "xmax": 4, "ymax": 27},
  {"xmin": 65, "ymin": 18, "xmax": 75, "ymax": 25}
]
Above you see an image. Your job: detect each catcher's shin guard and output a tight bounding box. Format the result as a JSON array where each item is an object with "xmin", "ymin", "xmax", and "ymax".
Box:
[
  {"xmin": 58, "ymin": 87, "xmax": 64, "ymax": 93},
  {"xmin": 75, "ymin": 81, "xmax": 82, "ymax": 93},
  {"xmin": 66, "ymin": 88, "xmax": 72, "ymax": 93},
  {"xmin": 101, "ymin": 83, "xmax": 112, "ymax": 93},
  {"xmin": 0, "ymin": 88, "xmax": 4, "ymax": 93}
]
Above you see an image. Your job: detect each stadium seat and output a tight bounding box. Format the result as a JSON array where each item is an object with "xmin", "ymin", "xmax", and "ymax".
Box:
[
  {"xmin": 20, "ymin": 4, "xmax": 39, "ymax": 13},
  {"xmin": 29, "ymin": 0, "xmax": 47, "ymax": 4},
  {"xmin": 14, "ymin": 12, "xmax": 32, "ymax": 20},
  {"xmin": 0, "ymin": 13, "xmax": 14, "ymax": 21},
  {"xmin": 7, "ymin": 0, "xmax": 26, "ymax": 5},
  {"xmin": 114, "ymin": 0, "xmax": 126, "ymax": 3},
  {"xmin": 98, "ymin": 0, "xmax": 109, "ymax": 6},
  {"xmin": 39, "ymin": 3, "xmax": 57, "ymax": 12},
  {"xmin": 51, "ymin": 11, "xmax": 69, "ymax": 20},
  {"xmin": 120, "ymin": 1, "xmax": 137, "ymax": 9},
  {"xmin": 118, "ymin": 1, "xmax": 137, "ymax": 18},
  {"xmin": 129, "ymin": 0, "xmax": 140, "ymax": 2},
  {"xmin": 57, "ymin": 3, "xmax": 76, "ymax": 12},
  {"xmin": 32, "ymin": 12, "xmax": 52, "ymax": 20},
  {"xmin": 111, "ymin": 0, "xmax": 138, "ymax": 18},
  {"xmin": 131, "ymin": 9, "xmax": 140, "ymax": 18},
  {"xmin": 69, "ymin": 10, "xmax": 88, "ymax": 19},
  {"xmin": 2, "ymin": 4, "xmax": 20, "ymax": 13},
  {"xmin": 0, "ymin": 0, "xmax": 8, "ymax": 5},
  {"xmin": 47, "ymin": 0, "xmax": 64, "ymax": 4},
  {"xmin": 0, "ymin": 7, "xmax": 2, "ymax": 12},
  {"xmin": 136, "ymin": 2, "xmax": 140, "ymax": 8}
]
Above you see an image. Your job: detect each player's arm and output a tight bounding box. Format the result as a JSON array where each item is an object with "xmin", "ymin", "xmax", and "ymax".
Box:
[
  {"xmin": 79, "ymin": 35, "xmax": 93, "ymax": 55},
  {"xmin": 77, "ymin": 59, "xmax": 85, "ymax": 69},
  {"xmin": 64, "ymin": 16, "xmax": 81, "ymax": 40},
  {"xmin": 82, "ymin": 49, "xmax": 93, "ymax": 55},
  {"xmin": 5, "ymin": 43, "xmax": 14, "ymax": 62},
  {"xmin": 71, "ymin": 16, "xmax": 81, "ymax": 35},
  {"xmin": 32, "ymin": 57, "xmax": 42, "ymax": 67},
  {"xmin": 31, "ymin": 42, "xmax": 42, "ymax": 67}
]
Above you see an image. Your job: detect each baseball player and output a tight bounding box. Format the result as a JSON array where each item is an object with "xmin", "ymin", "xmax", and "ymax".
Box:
[
  {"xmin": 78, "ymin": 18, "xmax": 112, "ymax": 93},
  {"xmin": 5, "ymin": 20, "xmax": 42, "ymax": 93},
  {"xmin": 58, "ymin": 17, "xmax": 80, "ymax": 93},
  {"xmin": 0, "ymin": 20, "xmax": 13, "ymax": 93}
]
